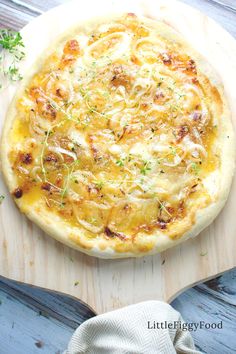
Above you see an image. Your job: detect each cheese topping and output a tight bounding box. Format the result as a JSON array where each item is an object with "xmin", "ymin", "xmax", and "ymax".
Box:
[{"xmin": 9, "ymin": 14, "xmax": 220, "ymax": 241}]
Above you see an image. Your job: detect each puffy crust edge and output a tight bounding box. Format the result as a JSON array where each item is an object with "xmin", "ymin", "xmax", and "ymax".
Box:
[{"xmin": 1, "ymin": 14, "xmax": 235, "ymax": 258}]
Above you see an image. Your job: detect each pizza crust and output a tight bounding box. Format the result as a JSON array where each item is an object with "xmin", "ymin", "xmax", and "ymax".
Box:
[{"xmin": 1, "ymin": 14, "xmax": 235, "ymax": 258}]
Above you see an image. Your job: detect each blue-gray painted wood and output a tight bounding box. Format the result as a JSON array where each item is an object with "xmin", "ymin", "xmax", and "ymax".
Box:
[
  {"xmin": 0, "ymin": 277, "xmax": 95, "ymax": 354},
  {"xmin": 0, "ymin": 1, "xmax": 236, "ymax": 353},
  {"xmin": 0, "ymin": 269, "xmax": 235, "ymax": 354},
  {"xmin": 172, "ymin": 269, "xmax": 236, "ymax": 354},
  {"xmin": 0, "ymin": 289, "xmax": 74, "ymax": 354}
]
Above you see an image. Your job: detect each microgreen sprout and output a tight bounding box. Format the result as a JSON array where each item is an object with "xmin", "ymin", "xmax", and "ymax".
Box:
[
  {"xmin": 0, "ymin": 29, "xmax": 25, "ymax": 88},
  {"xmin": 94, "ymin": 181, "xmax": 104, "ymax": 190},
  {"xmin": 158, "ymin": 199, "xmax": 172, "ymax": 217},
  {"xmin": 191, "ymin": 162, "xmax": 200, "ymax": 175},
  {"xmin": 116, "ymin": 159, "xmax": 125, "ymax": 167},
  {"xmin": 169, "ymin": 146, "xmax": 176, "ymax": 156},
  {"xmin": 0, "ymin": 195, "xmax": 5, "ymax": 204},
  {"xmin": 140, "ymin": 160, "xmax": 152, "ymax": 175}
]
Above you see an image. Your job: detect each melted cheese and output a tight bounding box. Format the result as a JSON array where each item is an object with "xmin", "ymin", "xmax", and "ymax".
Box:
[{"xmin": 9, "ymin": 14, "xmax": 220, "ymax": 240}]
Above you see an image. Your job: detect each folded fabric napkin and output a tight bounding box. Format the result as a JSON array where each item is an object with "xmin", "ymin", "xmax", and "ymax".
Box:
[{"xmin": 64, "ymin": 301, "xmax": 202, "ymax": 354}]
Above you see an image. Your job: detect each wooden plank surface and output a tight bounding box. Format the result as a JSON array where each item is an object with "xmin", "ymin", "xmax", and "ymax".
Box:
[
  {"xmin": 0, "ymin": 275, "xmax": 95, "ymax": 354},
  {"xmin": 0, "ymin": 268, "xmax": 235, "ymax": 354},
  {"xmin": 1, "ymin": 0, "xmax": 236, "ymax": 36},
  {"xmin": 0, "ymin": 0, "xmax": 67, "ymax": 30},
  {"xmin": 181, "ymin": 0, "xmax": 236, "ymax": 37},
  {"xmin": 0, "ymin": 0, "xmax": 236, "ymax": 353},
  {"xmin": 1, "ymin": 0, "xmax": 236, "ymax": 312},
  {"xmin": 172, "ymin": 267, "xmax": 236, "ymax": 354}
]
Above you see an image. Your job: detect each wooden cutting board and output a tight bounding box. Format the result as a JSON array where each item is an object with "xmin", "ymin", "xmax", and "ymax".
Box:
[{"xmin": 0, "ymin": 0, "xmax": 236, "ymax": 315}]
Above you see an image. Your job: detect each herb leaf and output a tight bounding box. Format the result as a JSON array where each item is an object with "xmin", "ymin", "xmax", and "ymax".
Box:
[
  {"xmin": 190, "ymin": 162, "xmax": 200, "ymax": 175},
  {"xmin": 140, "ymin": 160, "xmax": 152, "ymax": 175},
  {"xmin": 116, "ymin": 159, "xmax": 125, "ymax": 167},
  {"xmin": 0, "ymin": 30, "xmax": 24, "ymax": 51},
  {"xmin": 0, "ymin": 29, "xmax": 25, "ymax": 88},
  {"xmin": 0, "ymin": 195, "xmax": 5, "ymax": 204}
]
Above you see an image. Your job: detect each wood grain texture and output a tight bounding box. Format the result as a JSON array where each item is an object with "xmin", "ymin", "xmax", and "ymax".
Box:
[
  {"xmin": 0, "ymin": 268, "xmax": 235, "ymax": 354},
  {"xmin": 0, "ymin": 0, "xmax": 236, "ymax": 315},
  {"xmin": 172, "ymin": 267, "xmax": 236, "ymax": 354},
  {"xmin": 0, "ymin": 0, "xmax": 69, "ymax": 30},
  {"xmin": 0, "ymin": 275, "xmax": 95, "ymax": 354},
  {"xmin": 181, "ymin": 0, "xmax": 236, "ymax": 37},
  {"xmin": 0, "ymin": 1, "xmax": 236, "ymax": 354},
  {"xmin": 1, "ymin": 0, "xmax": 236, "ymax": 36}
]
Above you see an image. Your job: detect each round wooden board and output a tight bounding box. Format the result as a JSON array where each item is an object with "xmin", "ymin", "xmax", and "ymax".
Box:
[{"xmin": 0, "ymin": 0, "xmax": 236, "ymax": 314}]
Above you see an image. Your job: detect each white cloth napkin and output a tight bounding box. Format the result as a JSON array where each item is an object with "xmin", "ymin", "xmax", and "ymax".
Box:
[{"xmin": 64, "ymin": 301, "xmax": 202, "ymax": 354}]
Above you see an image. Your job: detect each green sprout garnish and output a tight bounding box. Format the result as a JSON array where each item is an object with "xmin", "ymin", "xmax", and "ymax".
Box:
[
  {"xmin": 140, "ymin": 160, "xmax": 152, "ymax": 175},
  {"xmin": 169, "ymin": 146, "xmax": 176, "ymax": 156},
  {"xmin": 191, "ymin": 162, "xmax": 200, "ymax": 175},
  {"xmin": 0, "ymin": 195, "xmax": 5, "ymax": 204},
  {"xmin": 200, "ymin": 251, "xmax": 208, "ymax": 257},
  {"xmin": 0, "ymin": 29, "xmax": 25, "ymax": 88},
  {"xmin": 116, "ymin": 159, "xmax": 125, "ymax": 167},
  {"xmin": 94, "ymin": 181, "xmax": 104, "ymax": 190}
]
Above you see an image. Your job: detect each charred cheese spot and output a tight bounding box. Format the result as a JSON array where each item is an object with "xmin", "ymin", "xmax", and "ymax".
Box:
[
  {"xmin": 19, "ymin": 153, "xmax": 33, "ymax": 165},
  {"xmin": 13, "ymin": 188, "xmax": 23, "ymax": 199}
]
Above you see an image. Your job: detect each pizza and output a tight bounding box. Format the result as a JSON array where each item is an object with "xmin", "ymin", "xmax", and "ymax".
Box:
[{"xmin": 1, "ymin": 13, "xmax": 235, "ymax": 258}]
